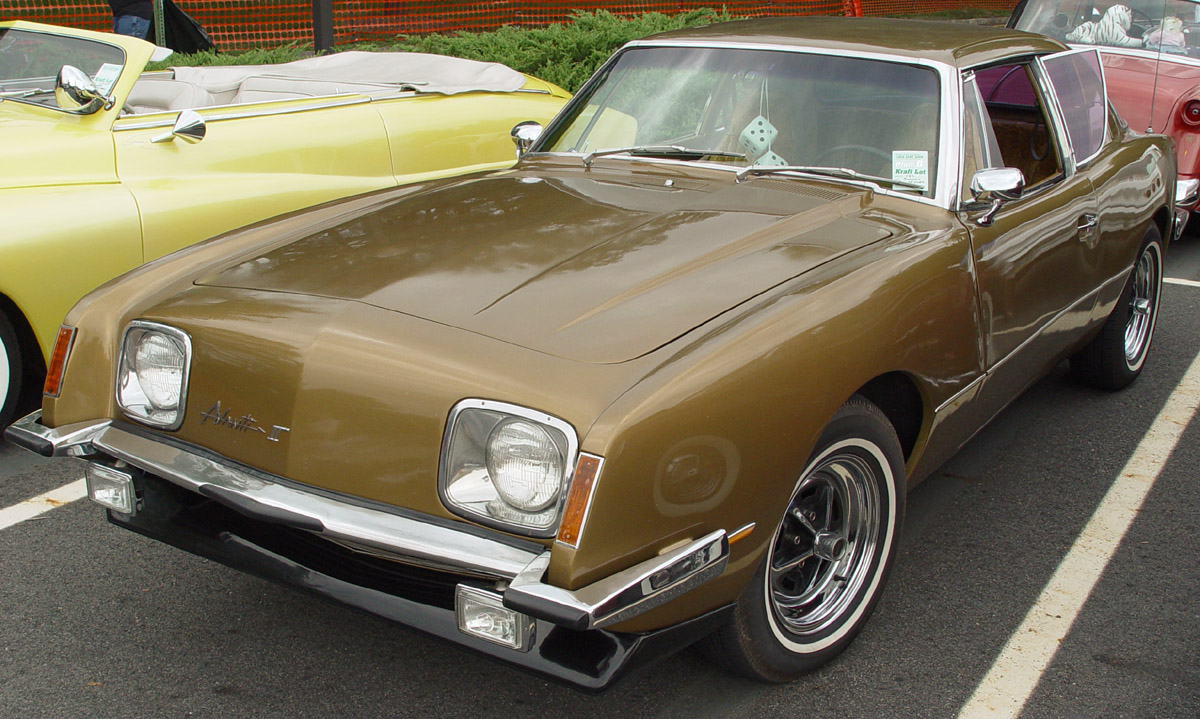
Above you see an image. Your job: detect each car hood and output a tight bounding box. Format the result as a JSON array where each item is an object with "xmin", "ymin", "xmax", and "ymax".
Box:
[{"xmin": 196, "ymin": 164, "xmax": 894, "ymax": 364}]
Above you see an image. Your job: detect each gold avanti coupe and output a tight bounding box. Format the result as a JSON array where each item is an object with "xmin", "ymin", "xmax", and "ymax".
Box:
[{"xmin": 6, "ymin": 18, "xmax": 1179, "ymax": 691}]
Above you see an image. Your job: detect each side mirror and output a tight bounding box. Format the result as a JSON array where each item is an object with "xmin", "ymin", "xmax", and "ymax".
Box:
[
  {"xmin": 969, "ymin": 167, "xmax": 1025, "ymax": 226},
  {"xmin": 510, "ymin": 121, "xmax": 543, "ymax": 158},
  {"xmin": 152, "ymin": 109, "xmax": 207, "ymax": 144},
  {"xmin": 55, "ymin": 65, "xmax": 111, "ymax": 115}
]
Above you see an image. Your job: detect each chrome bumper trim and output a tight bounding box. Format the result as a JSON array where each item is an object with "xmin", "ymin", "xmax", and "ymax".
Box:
[
  {"xmin": 5, "ymin": 411, "xmax": 729, "ymax": 630},
  {"xmin": 3, "ymin": 410, "xmax": 111, "ymax": 458},
  {"xmin": 90, "ymin": 425, "xmax": 541, "ymax": 580},
  {"xmin": 1176, "ymin": 178, "xmax": 1199, "ymax": 208},
  {"xmin": 504, "ymin": 530, "xmax": 729, "ymax": 630},
  {"xmin": 1175, "ymin": 208, "xmax": 1191, "ymax": 241}
]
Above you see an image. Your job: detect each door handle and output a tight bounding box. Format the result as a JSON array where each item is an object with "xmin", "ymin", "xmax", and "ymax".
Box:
[{"xmin": 1077, "ymin": 213, "xmax": 1099, "ymax": 244}]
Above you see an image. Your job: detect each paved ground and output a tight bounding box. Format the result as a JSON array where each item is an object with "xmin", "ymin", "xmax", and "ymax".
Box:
[{"xmin": 2, "ymin": 240, "xmax": 1198, "ymax": 719}]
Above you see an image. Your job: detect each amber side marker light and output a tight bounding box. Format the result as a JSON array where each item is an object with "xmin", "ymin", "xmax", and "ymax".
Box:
[
  {"xmin": 557, "ymin": 453, "xmax": 604, "ymax": 548},
  {"xmin": 43, "ymin": 325, "xmax": 77, "ymax": 397}
]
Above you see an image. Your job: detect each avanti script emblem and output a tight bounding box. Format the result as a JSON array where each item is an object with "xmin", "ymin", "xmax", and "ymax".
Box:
[{"xmin": 199, "ymin": 400, "xmax": 291, "ymax": 442}]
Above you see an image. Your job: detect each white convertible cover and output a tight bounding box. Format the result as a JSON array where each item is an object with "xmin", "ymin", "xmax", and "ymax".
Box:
[{"xmin": 170, "ymin": 51, "xmax": 528, "ymax": 97}]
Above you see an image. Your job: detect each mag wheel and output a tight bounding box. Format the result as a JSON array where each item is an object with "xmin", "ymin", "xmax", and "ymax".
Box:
[
  {"xmin": 702, "ymin": 396, "xmax": 905, "ymax": 682},
  {"xmin": 1070, "ymin": 225, "xmax": 1163, "ymax": 390}
]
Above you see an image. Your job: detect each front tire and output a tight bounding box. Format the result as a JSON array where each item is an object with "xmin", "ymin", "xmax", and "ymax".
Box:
[
  {"xmin": 0, "ymin": 313, "xmax": 23, "ymax": 428},
  {"xmin": 1070, "ymin": 225, "xmax": 1163, "ymax": 390},
  {"xmin": 702, "ymin": 395, "xmax": 905, "ymax": 681}
]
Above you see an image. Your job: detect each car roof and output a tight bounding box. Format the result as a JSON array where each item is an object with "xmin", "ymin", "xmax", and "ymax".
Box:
[{"xmin": 641, "ymin": 17, "xmax": 1068, "ymax": 70}]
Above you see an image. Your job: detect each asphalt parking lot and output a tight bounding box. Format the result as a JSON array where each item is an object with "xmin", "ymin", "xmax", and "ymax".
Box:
[{"xmin": 2, "ymin": 240, "xmax": 1198, "ymax": 719}]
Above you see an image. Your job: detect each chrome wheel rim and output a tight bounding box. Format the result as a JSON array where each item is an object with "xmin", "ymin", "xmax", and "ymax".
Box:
[
  {"xmin": 768, "ymin": 449, "xmax": 881, "ymax": 638},
  {"xmin": 1124, "ymin": 244, "xmax": 1160, "ymax": 366}
]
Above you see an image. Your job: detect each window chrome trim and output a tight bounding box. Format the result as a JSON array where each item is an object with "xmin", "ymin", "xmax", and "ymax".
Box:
[
  {"xmin": 113, "ymin": 95, "xmax": 373, "ymax": 131},
  {"xmin": 1036, "ymin": 48, "xmax": 1108, "ymax": 170}
]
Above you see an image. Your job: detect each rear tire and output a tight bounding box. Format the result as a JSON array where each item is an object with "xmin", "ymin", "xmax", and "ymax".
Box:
[
  {"xmin": 1070, "ymin": 225, "xmax": 1162, "ymax": 390},
  {"xmin": 0, "ymin": 312, "xmax": 23, "ymax": 428},
  {"xmin": 701, "ymin": 395, "xmax": 905, "ymax": 681}
]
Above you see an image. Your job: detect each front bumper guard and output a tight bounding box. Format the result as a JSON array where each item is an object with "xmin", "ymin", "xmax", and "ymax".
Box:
[{"xmin": 5, "ymin": 410, "xmax": 729, "ymax": 632}]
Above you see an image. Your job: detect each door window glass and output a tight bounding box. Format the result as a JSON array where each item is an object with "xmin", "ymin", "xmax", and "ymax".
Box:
[{"xmin": 1041, "ymin": 49, "xmax": 1107, "ymax": 164}]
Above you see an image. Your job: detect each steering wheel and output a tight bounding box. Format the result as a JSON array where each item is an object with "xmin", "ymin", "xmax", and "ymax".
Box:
[
  {"xmin": 814, "ymin": 144, "xmax": 891, "ymax": 172},
  {"xmin": 1129, "ymin": 6, "xmax": 1155, "ymax": 26}
]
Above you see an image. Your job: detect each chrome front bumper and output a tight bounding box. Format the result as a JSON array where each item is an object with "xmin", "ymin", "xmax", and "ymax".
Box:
[{"xmin": 5, "ymin": 410, "xmax": 728, "ymax": 632}]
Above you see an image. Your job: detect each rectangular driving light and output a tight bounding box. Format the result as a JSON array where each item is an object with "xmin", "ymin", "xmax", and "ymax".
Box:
[
  {"xmin": 85, "ymin": 462, "xmax": 137, "ymax": 514},
  {"xmin": 455, "ymin": 585, "xmax": 534, "ymax": 651}
]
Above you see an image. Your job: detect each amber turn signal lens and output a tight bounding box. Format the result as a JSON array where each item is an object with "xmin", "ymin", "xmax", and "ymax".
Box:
[
  {"xmin": 43, "ymin": 325, "xmax": 76, "ymax": 397},
  {"xmin": 556, "ymin": 453, "xmax": 604, "ymax": 547}
]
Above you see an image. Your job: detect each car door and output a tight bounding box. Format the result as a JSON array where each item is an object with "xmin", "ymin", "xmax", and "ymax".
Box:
[
  {"xmin": 959, "ymin": 49, "xmax": 1107, "ymax": 393},
  {"xmin": 112, "ymin": 97, "xmax": 396, "ymax": 262},
  {"xmin": 372, "ymin": 89, "xmax": 568, "ymax": 184}
]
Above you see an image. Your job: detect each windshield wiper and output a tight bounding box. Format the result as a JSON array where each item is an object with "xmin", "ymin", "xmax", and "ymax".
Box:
[
  {"xmin": 737, "ymin": 164, "xmax": 923, "ymax": 191},
  {"xmin": 582, "ymin": 145, "xmax": 746, "ymax": 167}
]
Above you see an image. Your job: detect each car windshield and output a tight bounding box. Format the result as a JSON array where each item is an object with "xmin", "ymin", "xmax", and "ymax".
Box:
[
  {"xmin": 540, "ymin": 46, "xmax": 941, "ymax": 197},
  {"xmin": 1012, "ymin": 0, "xmax": 1200, "ymax": 55},
  {"xmin": 0, "ymin": 27, "xmax": 126, "ymax": 109}
]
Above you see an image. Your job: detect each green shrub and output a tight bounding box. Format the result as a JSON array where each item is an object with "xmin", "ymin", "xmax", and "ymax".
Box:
[
  {"xmin": 152, "ymin": 9, "xmax": 735, "ymax": 90},
  {"xmin": 384, "ymin": 9, "xmax": 735, "ymax": 91},
  {"xmin": 149, "ymin": 43, "xmax": 308, "ymax": 69}
]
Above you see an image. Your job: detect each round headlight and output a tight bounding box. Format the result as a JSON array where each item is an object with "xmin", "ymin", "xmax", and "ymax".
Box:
[
  {"xmin": 485, "ymin": 419, "xmax": 564, "ymax": 512},
  {"xmin": 134, "ymin": 333, "xmax": 184, "ymax": 410}
]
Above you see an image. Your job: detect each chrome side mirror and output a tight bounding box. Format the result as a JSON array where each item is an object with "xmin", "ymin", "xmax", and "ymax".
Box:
[
  {"xmin": 152, "ymin": 109, "xmax": 207, "ymax": 144},
  {"xmin": 969, "ymin": 167, "xmax": 1025, "ymax": 226},
  {"xmin": 55, "ymin": 65, "xmax": 111, "ymax": 115},
  {"xmin": 510, "ymin": 121, "xmax": 543, "ymax": 158}
]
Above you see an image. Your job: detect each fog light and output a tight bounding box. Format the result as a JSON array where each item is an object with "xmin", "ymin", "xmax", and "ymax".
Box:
[
  {"xmin": 455, "ymin": 585, "xmax": 534, "ymax": 651},
  {"xmin": 85, "ymin": 463, "xmax": 136, "ymax": 514}
]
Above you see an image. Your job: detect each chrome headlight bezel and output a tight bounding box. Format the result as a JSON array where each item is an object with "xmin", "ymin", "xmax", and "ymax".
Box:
[
  {"xmin": 115, "ymin": 321, "xmax": 192, "ymax": 430},
  {"xmin": 439, "ymin": 399, "xmax": 579, "ymax": 538}
]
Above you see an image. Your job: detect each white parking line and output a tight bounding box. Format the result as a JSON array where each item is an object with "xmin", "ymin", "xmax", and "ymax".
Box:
[
  {"xmin": 957, "ymin": 350, "xmax": 1200, "ymax": 718},
  {"xmin": 0, "ymin": 478, "xmax": 87, "ymax": 531},
  {"xmin": 1165, "ymin": 277, "xmax": 1200, "ymax": 288}
]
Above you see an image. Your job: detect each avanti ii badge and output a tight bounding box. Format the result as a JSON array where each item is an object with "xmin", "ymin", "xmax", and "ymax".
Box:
[{"xmin": 199, "ymin": 401, "xmax": 291, "ymax": 442}]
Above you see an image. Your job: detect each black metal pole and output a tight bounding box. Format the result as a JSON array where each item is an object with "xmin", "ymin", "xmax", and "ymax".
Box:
[{"xmin": 313, "ymin": 0, "xmax": 334, "ymax": 54}]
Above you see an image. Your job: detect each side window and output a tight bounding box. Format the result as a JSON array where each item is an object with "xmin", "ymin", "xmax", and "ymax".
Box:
[
  {"xmin": 972, "ymin": 62, "xmax": 1064, "ymax": 188},
  {"xmin": 1040, "ymin": 49, "xmax": 1107, "ymax": 165},
  {"xmin": 961, "ymin": 75, "xmax": 1004, "ymax": 203}
]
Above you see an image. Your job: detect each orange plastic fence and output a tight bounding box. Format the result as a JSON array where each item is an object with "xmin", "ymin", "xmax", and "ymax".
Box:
[{"xmin": 1, "ymin": 1, "xmax": 1019, "ymax": 50}]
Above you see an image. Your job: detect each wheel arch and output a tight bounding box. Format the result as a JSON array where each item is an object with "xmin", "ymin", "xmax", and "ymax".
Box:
[
  {"xmin": 852, "ymin": 372, "xmax": 925, "ymax": 463},
  {"xmin": 1152, "ymin": 205, "xmax": 1172, "ymax": 245},
  {"xmin": 0, "ymin": 291, "xmax": 47, "ymax": 380}
]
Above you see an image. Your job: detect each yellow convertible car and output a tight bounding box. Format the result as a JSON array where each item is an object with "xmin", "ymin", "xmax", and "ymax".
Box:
[{"xmin": 0, "ymin": 20, "xmax": 568, "ymax": 426}]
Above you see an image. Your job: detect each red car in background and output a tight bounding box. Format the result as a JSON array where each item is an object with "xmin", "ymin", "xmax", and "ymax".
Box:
[{"xmin": 1010, "ymin": 0, "xmax": 1200, "ymax": 229}]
